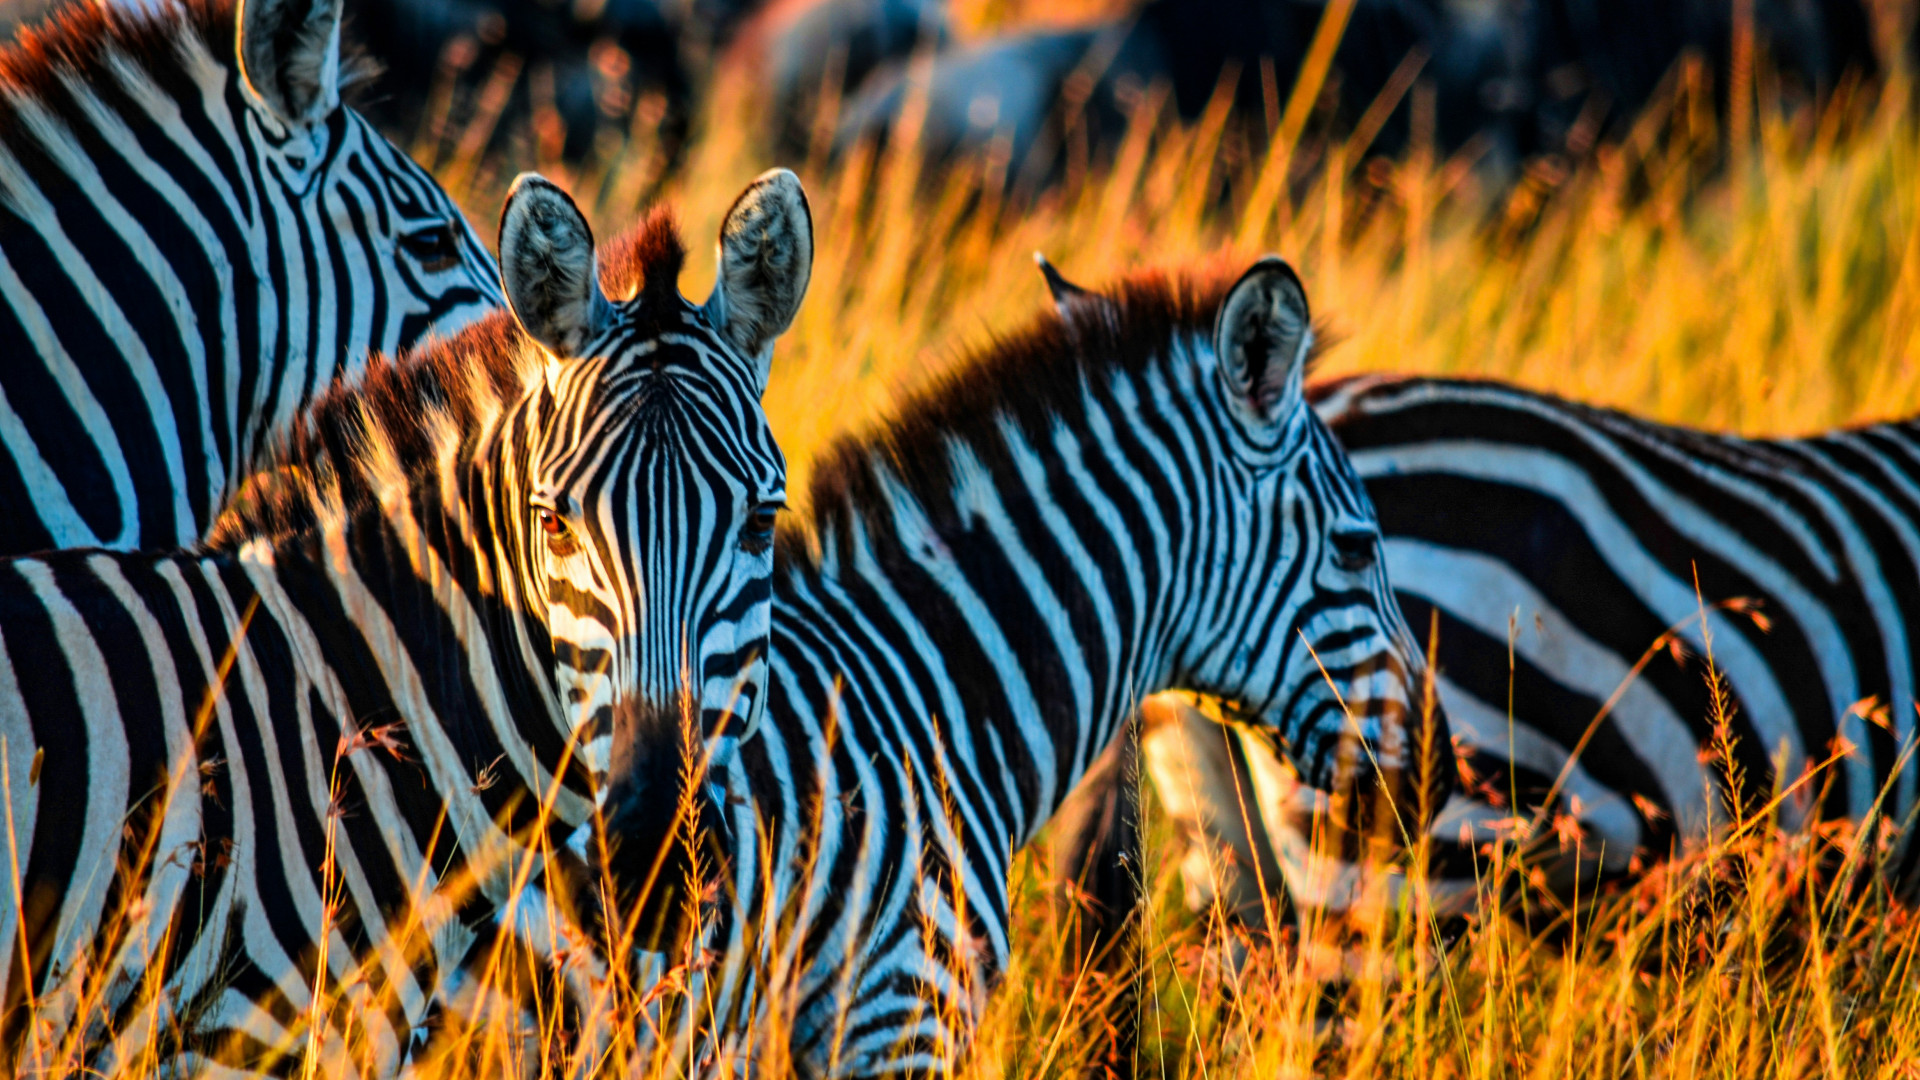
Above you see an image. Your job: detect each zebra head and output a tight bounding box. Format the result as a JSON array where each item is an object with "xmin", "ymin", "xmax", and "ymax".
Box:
[
  {"xmin": 233, "ymin": 0, "xmax": 501, "ymax": 363},
  {"xmin": 1177, "ymin": 258, "xmax": 1447, "ymax": 832},
  {"xmin": 496, "ymin": 170, "xmax": 810, "ymax": 840}
]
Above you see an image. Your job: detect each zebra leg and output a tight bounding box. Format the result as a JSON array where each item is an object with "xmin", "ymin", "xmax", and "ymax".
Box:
[
  {"xmin": 1055, "ymin": 697, "xmax": 1296, "ymax": 955},
  {"xmin": 1136, "ymin": 696, "xmax": 1293, "ymax": 953},
  {"xmin": 1047, "ymin": 695, "xmax": 1298, "ymax": 1074},
  {"xmin": 402, "ymin": 874, "xmax": 609, "ymax": 1080},
  {"xmin": 1048, "ymin": 722, "xmax": 1141, "ymax": 1079}
]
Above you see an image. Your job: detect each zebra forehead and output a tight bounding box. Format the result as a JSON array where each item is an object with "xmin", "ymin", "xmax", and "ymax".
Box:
[{"xmin": 552, "ymin": 359, "xmax": 775, "ymax": 448}]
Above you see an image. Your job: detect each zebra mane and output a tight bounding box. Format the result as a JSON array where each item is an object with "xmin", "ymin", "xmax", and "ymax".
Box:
[
  {"xmin": 0, "ymin": 0, "xmax": 232, "ymax": 96},
  {"xmin": 0, "ymin": 0, "xmax": 390, "ymax": 136},
  {"xmin": 205, "ymin": 211, "xmax": 688, "ymax": 552},
  {"xmin": 797, "ymin": 262, "xmax": 1325, "ymax": 558}
]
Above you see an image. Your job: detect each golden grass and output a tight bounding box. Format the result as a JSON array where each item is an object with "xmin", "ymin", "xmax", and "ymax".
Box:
[
  {"xmin": 22, "ymin": 9, "xmax": 1920, "ymax": 1076},
  {"xmin": 480, "ymin": 34, "xmax": 1920, "ymax": 1076},
  {"xmin": 426, "ymin": 38, "xmax": 1920, "ymax": 493}
]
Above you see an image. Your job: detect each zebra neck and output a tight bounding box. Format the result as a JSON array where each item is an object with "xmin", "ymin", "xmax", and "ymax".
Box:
[
  {"xmin": 790, "ymin": 374, "xmax": 1217, "ymax": 845},
  {"xmin": 0, "ymin": 10, "xmax": 343, "ymax": 541},
  {"xmin": 218, "ymin": 110, "xmax": 352, "ymax": 496}
]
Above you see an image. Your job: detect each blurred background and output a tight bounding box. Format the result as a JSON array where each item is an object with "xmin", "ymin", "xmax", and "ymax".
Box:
[
  {"xmin": 4, "ymin": 0, "xmax": 1913, "ymax": 488},
  {"xmin": 205, "ymin": 0, "xmax": 1909, "ymax": 503},
  {"xmin": 115, "ymin": 0, "xmax": 1891, "ymax": 209}
]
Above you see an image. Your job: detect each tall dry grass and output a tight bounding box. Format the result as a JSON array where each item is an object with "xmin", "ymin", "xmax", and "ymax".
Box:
[
  {"xmin": 498, "ymin": 26, "xmax": 1920, "ymax": 1075},
  {"xmin": 21, "ymin": 5, "xmax": 1920, "ymax": 1075},
  {"xmin": 425, "ymin": 25, "xmax": 1920, "ymax": 486},
  {"xmin": 408, "ymin": 32, "xmax": 1920, "ymax": 1073}
]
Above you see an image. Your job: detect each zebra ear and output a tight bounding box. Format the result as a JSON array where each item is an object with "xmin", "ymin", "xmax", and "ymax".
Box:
[
  {"xmin": 705, "ymin": 169, "xmax": 813, "ymax": 392},
  {"xmin": 1215, "ymin": 257, "xmax": 1312, "ymax": 426},
  {"xmin": 499, "ymin": 174, "xmax": 612, "ymax": 363},
  {"xmin": 1034, "ymin": 252, "xmax": 1091, "ymax": 313},
  {"xmin": 236, "ymin": 0, "xmax": 344, "ymax": 129}
]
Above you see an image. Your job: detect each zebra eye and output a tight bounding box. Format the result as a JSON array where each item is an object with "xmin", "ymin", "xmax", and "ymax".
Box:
[
  {"xmin": 1331, "ymin": 529, "xmax": 1378, "ymax": 572},
  {"xmin": 401, "ymin": 223, "xmax": 462, "ymax": 273},
  {"xmin": 740, "ymin": 501, "xmax": 782, "ymax": 555},
  {"xmin": 536, "ymin": 507, "xmax": 580, "ymax": 558}
]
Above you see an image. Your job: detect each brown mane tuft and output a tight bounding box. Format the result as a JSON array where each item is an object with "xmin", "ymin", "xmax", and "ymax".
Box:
[
  {"xmin": 792, "ymin": 262, "xmax": 1248, "ymax": 566},
  {"xmin": 598, "ymin": 205, "xmax": 686, "ymax": 311},
  {"xmin": 205, "ymin": 309, "xmax": 531, "ymax": 551},
  {"xmin": 0, "ymin": 0, "xmax": 232, "ymax": 116}
]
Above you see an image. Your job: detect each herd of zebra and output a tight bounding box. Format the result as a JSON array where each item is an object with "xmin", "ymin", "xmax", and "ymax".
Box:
[{"xmin": 0, "ymin": 0, "xmax": 1916, "ymax": 1077}]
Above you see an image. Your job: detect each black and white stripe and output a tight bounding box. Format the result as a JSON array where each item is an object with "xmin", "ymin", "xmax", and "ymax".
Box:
[
  {"xmin": 0, "ymin": 0, "xmax": 501, "ymax": 557},
  {"xmin": 594, "ymin": 259, "xmax": 1448, "ymax": 1077},
  {"xmin": 0, "ymin": 170, "xmax": 811, "ymax": 1076},
  {"xmin": 1063, "ymin": 372, "xmax": 1920, "ymax": 944}
]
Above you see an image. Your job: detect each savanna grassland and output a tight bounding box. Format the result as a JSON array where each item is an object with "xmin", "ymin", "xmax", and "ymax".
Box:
[
  {"xmin": 33, "ymin": 0, "xmax": 1920, "ymax": 1075},
  {"xmin": 409, "ymin": 7, "xmax": 1920, "ymax": 1069}
]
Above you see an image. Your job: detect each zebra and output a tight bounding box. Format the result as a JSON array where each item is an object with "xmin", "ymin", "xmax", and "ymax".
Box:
[
  {"xmin": 0, "ymin": 167, "xmax": 813, "ymax": 1076},
  {"xmin": 1050, "ymin": 369, "xmax": 1920, "ymax": 962},
  {"xmin": 0, "ymin": 0, "xmax": 502, "ymax": 557},
  {"xmin": 547, "ymin": 253, "xmax": 1452, "ymax": 1078}
]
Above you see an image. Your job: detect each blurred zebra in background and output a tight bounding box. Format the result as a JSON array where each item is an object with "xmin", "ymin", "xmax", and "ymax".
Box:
[
  {"xmin": 819, "ymin": 0, "xmax": 1881, "ymax": 198},
  {"xmin": 0, "ymin": 170, "xmax": 811, "ymax": 1076},
  {"xmin": 0, "ymin": 0, "xmax": 500, "ymax": 556},
  {"xmin": 1051, "ymin": 371, "xmax": 1920, "ymax": 963},
  {"xmin": 555, "ymin": 255, "xmax": 1450, "ymax": 1077}
]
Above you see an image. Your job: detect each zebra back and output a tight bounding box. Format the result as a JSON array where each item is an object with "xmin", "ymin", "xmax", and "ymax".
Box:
[
  {"xmin": 0, "ymin": 0, "xmax": 501, "ymax": 556},
  {"xmin": 1312, "ymin": 374, "xmax": 1920, "ymax": 894}
]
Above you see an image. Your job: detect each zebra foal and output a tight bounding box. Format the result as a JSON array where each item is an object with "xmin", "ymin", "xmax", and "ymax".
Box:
[
  {"xmin": 584, "ymin": 255, "xmax": 1451, "ymax": 1077},
  {"xmin": 0, "ymin": 168, "xmax": 812, "ymax": 1077},
  {"xmin": 0, "ymin": 0, "xmax": 500, "ymax": 556}
]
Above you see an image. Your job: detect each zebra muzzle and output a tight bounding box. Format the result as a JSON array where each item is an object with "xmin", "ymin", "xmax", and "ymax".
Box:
[{"xmin": 593, "ymin": 698, "xmax": 733, "ymax": 950}]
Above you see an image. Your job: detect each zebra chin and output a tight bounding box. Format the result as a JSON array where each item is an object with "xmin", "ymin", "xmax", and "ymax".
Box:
[{"xmin": 1272, "ymin": 648, "xmax": 1450, "ymax": 844}]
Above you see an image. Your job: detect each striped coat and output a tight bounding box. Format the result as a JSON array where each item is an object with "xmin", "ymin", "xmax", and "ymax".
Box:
[
  {"xmin": 602, "ymin": 259, "xmax": 1451, "ymax": 1077},
  {"xmin": 0, "ymin": 171, "xmax": 813, "ymax": 1077},
  {"xmin": 0, "ymin": 0, "xmax": 500, "ymax": 556},
  {"xmin": 1057, "ymin": 373, "xmax": 1920, "ymax": 955}
]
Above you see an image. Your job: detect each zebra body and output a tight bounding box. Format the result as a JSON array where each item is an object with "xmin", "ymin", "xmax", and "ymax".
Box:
[
  {"xmin": 1061, "ymin": 373, "xmax": 1920, "ymax": 943},
  {"xmin": 0, "ymin": 171, "xmax": 813, "ymax": 1075},
  {"xmin": 0, "ymin": 0, "xmax": 501, "ymax": 556},
  {"xmin": 606, "ymin": 260, "xmax": 1448, "ymax": 1078},
  {"xmin": 1311, "ymin": 374, "xmax": 1919, "ymax": 903}
]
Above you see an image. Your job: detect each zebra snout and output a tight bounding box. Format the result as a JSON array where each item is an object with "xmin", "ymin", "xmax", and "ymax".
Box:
[
  {"xmin": 603, "ymin": 698, "xmax": 700, "ymax": 798},
  {"xmin": 1340, "ymin": 653, "xmax": 1454, "ymax": 820},
  {"xmin": 590, "ymin": 696, "xmax": 735, "ymax": 946}
]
